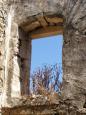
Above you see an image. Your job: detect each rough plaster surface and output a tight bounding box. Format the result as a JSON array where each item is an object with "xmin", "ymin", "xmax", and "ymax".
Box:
[{"xmin": 0, "ymin": 0, "xmax": 86, "ymax": 114}]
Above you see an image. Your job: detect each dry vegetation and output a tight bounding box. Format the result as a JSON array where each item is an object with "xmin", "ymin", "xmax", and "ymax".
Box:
[{"xmin": 30, "ymin": 64, "xmax": 62, "ymax": 97}]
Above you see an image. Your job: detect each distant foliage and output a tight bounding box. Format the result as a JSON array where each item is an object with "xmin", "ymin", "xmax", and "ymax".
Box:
[{"xmin": 30, "ymin": 64, "xmax": 62, "ymax": 95}]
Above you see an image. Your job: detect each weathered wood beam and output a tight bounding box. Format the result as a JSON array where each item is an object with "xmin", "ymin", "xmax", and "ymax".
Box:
[
  {"xmin": 30, "ymin": 26, "xmax": 63, "ymax": 39},
  {"xmin": 22, "ymin": 21, "xmax": 40, "ymax": 32},
  {"xmin": 20, "ymin": 18, "xmax": 36, "ymax": 27},
  {"xmin": 36, "ymin": 16, "xmax": 48, "ymax": 28},
  {"xmin": 45, "ymin": 17, "xmax": 63, "ymax": 24}
]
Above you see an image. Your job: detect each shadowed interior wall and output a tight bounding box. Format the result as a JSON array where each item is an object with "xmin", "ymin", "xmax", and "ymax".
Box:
[{"xmin": 18, "ymin": 28, "xmax": 31, "ymax": 95}]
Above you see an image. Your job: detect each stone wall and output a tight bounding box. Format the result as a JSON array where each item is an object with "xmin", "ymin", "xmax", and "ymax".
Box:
[
  {"xmin": 0, "ymin": 0, "xmax": 8, "ymax": 110},
  {"xmin": 62, "ymin": 0, "xmax": 86, "ymax": 108},
  {"xmin": 0, "ymin": 0, "xmax": 86, "ymax": 114}
]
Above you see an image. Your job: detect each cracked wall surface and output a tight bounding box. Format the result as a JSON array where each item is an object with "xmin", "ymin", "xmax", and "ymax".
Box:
[{"xmin": 0, "ymin": 0, "xmax": 86, "ymax": 114}]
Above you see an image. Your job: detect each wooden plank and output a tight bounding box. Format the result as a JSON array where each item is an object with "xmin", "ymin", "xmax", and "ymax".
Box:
[
  {"xmin": 20, "ymin": 17, "xmax": 36, "ymax": 27},
  {"xmin": 30, "ymin": 26, "xmax": 63, "ymax": 39},
  {"xmin": 45, "ymin": 17, "xmax": 63, "ymax": 24},
  {"xmin": 22, "ymin": 21, "xmax": 40, "ymax": 32},
  {"xmin": 36, "ymin": 16, "xmax": 48, "ymax": 28}
]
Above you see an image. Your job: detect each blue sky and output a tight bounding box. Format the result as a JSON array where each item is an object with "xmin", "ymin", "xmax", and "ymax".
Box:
[{"xmin": 31, "ymin": 35, "xmax": 63, "ymax": 81}]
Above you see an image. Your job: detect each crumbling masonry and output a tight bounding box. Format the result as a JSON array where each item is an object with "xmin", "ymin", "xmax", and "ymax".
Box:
[{"xmin": 0, "ymin": 0, "xmax": 86, "ymax": 115}]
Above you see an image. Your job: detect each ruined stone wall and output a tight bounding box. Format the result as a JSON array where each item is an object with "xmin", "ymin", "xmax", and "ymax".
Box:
[
  {"xmin": 0, "ymin": 0, "xmax": 86, "ymax": 114},
  {"xmin": 62, "ymin": 0, "xmax": 86, "ymax": 108},
  {"xmin": 0, "ymin": 0, "xmax": 8, "ymax": 111}
]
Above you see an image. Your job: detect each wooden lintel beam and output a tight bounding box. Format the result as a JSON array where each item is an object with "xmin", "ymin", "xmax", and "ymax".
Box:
[
  {"xmin": 30, "ymin": 26, "xmax": 63, "ymax": 39},
  {"xmin": 45, "ymin": 17, "xmax": 63, "ymax": 24},
  {"xmin": 22, "ymin": 21, "xmax": 40, "ymax": 32}
]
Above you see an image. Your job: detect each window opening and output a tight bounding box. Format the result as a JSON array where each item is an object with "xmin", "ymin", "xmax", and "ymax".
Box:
[{"xmin": 30, "ymin": 35, "xmax": 63, "ymax": 95}]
